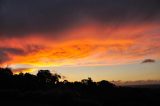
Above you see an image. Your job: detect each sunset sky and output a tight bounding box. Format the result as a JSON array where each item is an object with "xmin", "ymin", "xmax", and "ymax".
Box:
[{"xmin": 0, "ymin": 0, "xmax": 160, "ymax": 82}]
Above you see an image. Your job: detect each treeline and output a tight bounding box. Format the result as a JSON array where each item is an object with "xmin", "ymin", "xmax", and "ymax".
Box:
[
  {"xmin": 0, "ymin": 67, "xmax": 115, "ymax": 90},
  {"xmin": 0, "ymin": 67, "xmax": 160, "ymax": 106}
]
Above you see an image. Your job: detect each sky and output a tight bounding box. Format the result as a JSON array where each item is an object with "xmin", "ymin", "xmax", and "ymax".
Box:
[{"xmin": 0, "ymin": 0, "xmax": 160, "ymax": 82}]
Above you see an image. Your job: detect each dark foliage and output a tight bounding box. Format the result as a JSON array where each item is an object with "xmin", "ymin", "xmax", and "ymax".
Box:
[{"xmin": 0, "ymin": 67, "xmax": 159, "ymax": 106}]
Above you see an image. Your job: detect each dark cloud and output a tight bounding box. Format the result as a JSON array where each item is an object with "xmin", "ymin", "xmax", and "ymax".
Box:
[
  {"xmin": 0, "ymin": 0, "xmax": 160, "ymax": 37},
  {"xmin": 0, "ymin": 45, "xmax": 44, "ymax": 64},
  {"xmin": 141, "ymin": 59, "xmax": 156, "ymax": 63},
  {"xmin": 0, "ymin": 47, "xmax": 26, "ymax": 55},
  {"xmin": 0, "ymin": 51, "xmax": 10, "ymax": 63},
  {"xmin": 0, "ymin": 47, "xmax": 26, "ymax": 64}
]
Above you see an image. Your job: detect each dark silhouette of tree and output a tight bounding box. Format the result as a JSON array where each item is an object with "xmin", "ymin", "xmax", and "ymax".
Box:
[
  {"xmin": 51, "ymin": 73, "xmax": 61, "ymax": 84},
  {"xmin": 81, "ymin": 77, "xmax": 93, "ymax": 84},
  {"xmin": 0, "ymin": 67, "xmax": 117, "ymax": 90},
  {"xmin": 63, "ymin": 80, "xmax": 69, "ymax": 84},
  {"xmin": 37, "ymin": 70, "xmax": 52, "ymax": 82},
  {"xmin": 0, "ymin": 67, "xmax": 159, "ymax": 106},
  {"xmin": 0, "ymin": 67, "xmax": 13, "ymax": 88},
  {"xmin": 98, "ymin": 80, "xmax": 116, "ymax": 88},
  {"xmin": 81, "ymin": 77, "xmax": 97, "ymax": 89},
  {"xmin": 81, "ymin": 77, "xmax": 95, "ymax": 86},
  {"xmin": 23, "ymin": 73, "xmax": 38, "ymax": 89},
  {"xmin": 37, "ymin": 70, "xmax": 61, "ymax": 86},
  {"xmin": 0, "ymin": 67, "xmax": 13, "ymax": 77}
]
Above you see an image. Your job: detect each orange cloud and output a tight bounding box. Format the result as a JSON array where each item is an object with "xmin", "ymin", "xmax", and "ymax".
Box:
[{"xmin": 0, "ymin": 22, "xmax": 160, "ymax": 73}]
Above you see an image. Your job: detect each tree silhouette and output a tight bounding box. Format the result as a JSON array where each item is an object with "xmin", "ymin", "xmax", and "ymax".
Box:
[
  {"xmin": 81, "ymin": 77, "xmax": 93, "ymax": 85},
  {"xmin": 51, "ymin": 73, "xmax": 61, "ymax": 84},
  {"xmin": 0, "ymin": 67, "xmax": 13, "ymax": 77},
  {"xmin": 37, "ymin": 70, "xmax": 61, "ymax": 86},
  {"xmin": 0, "ymin": 67, "xmax": 159, "ymax": 106},
  {"xmin": 0, "ymin": 67, "xmax": 13, "ymax": 88},
  {"xmin": 98, "ymin": 80, "xmax": 116, "ymax": 88}
]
